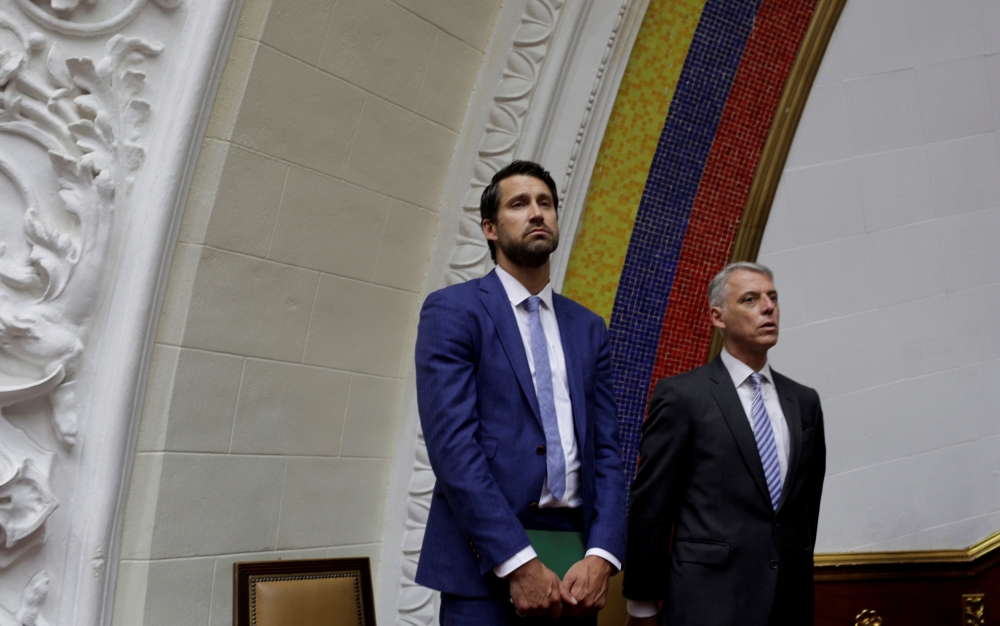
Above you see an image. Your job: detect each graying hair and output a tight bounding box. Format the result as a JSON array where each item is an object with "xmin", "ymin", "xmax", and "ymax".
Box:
[{"xmin": 708, "ymin": 262, "xmax": 774, "ymax": 308}]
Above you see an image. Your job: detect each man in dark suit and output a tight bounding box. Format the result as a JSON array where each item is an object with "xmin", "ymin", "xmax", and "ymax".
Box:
[
  {"xmin": 415, "ymin": 161, "xmax": 627, "ymax": 625},
  {"xmin": 623, "ymin": 262, "xmax": 826, "ymax": 626}
]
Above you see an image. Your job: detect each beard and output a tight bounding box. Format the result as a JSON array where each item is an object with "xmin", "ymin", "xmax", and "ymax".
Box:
[{"xmin": 495, "ymin": 223, "xmax": 559, "ymax": 268}]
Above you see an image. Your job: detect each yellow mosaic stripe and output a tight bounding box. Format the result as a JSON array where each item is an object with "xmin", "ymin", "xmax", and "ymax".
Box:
[{"xmin": 562, "ymin": 0, "xmax": 708, "ymax": 324}]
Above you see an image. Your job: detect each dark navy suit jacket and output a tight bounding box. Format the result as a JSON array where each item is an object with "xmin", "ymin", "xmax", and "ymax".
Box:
[
  {"xmin": 414, "ymin": 269, "xmax": 627, "ymax": 597},
  {"xmin": 624, "ymin": 357, "xmax": 826, "ymax": 625}
]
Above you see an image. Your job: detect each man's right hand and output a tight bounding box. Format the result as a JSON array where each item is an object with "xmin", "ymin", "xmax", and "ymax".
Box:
[
  {"xmin": 508, "ymin": 558, "xmax": 563, "ymax": 618},
  {"xmin": 625, "ymin": 616, "xmax": 658, "ymax": 626}
]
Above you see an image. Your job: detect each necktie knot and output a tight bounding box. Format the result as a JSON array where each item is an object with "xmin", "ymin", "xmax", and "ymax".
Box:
[
  {"xmin": 750, "ymin": 372, "xmax": 763, "ymax": 390},
  {"xmin": 525, "ymin": 295, "xmax": 541, "ymax": 314}
]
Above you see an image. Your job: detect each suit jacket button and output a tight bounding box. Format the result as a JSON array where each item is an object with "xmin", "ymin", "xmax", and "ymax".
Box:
[
  {"xmin": 530, "ymin": 502, "xmax": 539, "ymax": 510},
  {"xmin": 536, "ymin": 446, "xmax": 546, "ymax": 455},
  {"xmin": 769, "ymin": 560, "xmax": 779, "ymax": 570}
]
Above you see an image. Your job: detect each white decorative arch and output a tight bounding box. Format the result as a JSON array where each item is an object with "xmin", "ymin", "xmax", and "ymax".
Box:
[
  {"xmin": 377, "ymin": 0, "xmax": 652, "ymax": 623},
  {"xmin": 0, "ymin": 0, "xmax": 243, "ymax": 624}
]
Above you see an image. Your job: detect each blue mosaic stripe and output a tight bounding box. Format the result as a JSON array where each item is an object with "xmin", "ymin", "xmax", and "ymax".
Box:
[{"xmin": 609, "ymin": 0, "xmax": 763, "ymax": 497}]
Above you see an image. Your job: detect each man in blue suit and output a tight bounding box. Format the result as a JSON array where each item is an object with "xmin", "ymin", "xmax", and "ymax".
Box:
[{"xmin": 415, "ymin": 161, "xmax": 627, "ymax": 625}]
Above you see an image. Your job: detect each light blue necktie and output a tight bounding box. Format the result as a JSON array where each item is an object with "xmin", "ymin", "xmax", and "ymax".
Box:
[
  {"xmin": 750, "ymin": 373, "xmax": 782, "ymax": 510},
  {"xmin": 525, "ymin": 296, "xmax": 566, "ymax": 501}
]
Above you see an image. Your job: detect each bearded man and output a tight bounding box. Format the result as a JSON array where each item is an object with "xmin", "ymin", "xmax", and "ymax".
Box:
[{"xmin": 414, "ymin": 160, "xmax": 627, "ymax": 625}]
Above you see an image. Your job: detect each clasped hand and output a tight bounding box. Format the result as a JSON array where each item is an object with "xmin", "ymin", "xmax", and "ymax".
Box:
[{"xmin": 508, "ymin": 555, "xmax": 613, "ymax": 618}]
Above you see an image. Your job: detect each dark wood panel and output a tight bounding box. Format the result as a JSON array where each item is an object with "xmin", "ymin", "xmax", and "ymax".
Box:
[{"xmin": 814, "ymin": 550, "xmax": 998, "ymax": 625}]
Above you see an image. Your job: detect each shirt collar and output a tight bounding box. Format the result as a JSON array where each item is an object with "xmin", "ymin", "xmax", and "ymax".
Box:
[
  {"xmin": 720, "ymin": 347, "xmax": 773, "ymax": 388},
  {"xmin": 495, "ymin": 265, "xmax": 554, "ymax": 310}
]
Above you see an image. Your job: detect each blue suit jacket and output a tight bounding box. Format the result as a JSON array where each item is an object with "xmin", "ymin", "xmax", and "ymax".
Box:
[{"xmin": 414, "ymin": 269, "xmax": 627, "ymax": 597}]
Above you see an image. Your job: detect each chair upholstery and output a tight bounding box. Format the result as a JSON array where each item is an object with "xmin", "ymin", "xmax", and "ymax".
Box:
[{"xmin": 235, "ymin": 558, "xmax": 375, "ymax": 626}]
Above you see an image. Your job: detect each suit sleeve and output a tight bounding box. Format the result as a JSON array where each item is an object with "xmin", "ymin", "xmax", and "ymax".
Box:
[
  {"xmin": 584, "ymin": 320, "xmax": 627, "ymax": 563},
  {"xmin": 415, "ymin": 291, "xmax": 530, "ymax": 574},
  {"xmin": 808, "ymin": 389, "xmax": 826, "ymax": 544},
  {"xmin": 622, "ymin": 377, "xmax": 693, "ymax": 602}
]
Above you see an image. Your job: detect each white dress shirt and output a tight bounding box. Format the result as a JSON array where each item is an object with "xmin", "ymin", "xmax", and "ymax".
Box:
[
  {"xmin": 627, "ymin": 348, "xmax": 790, "ymax": 618},
  {"xmin": 492, "ymin": 266, "xmax": 620, "ymax": 577},
  {"xmin": 719, "ymin": 347, "xmax": 790, "ymax": 483}
]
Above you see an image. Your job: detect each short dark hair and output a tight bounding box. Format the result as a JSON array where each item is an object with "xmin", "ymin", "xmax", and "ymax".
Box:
[{"xmin": 479, "ymin": 160, "xmax": 559, "ymax": 262}]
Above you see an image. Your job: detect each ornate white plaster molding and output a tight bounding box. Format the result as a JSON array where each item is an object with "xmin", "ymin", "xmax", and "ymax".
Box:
[
  {"xmin": 442, "ymin": 0, "xmax": 568, "ymax": 287},
  {"xmin": 0, "ymin": 0, "xmax": 242, "ymax": 623},
  {"xmin": 13, "ymin": 0, "xmax": 180, "ymax": 37},
  {"xmin": 380, "ymin": 1, "xmax": 650, "ymax": 624}
]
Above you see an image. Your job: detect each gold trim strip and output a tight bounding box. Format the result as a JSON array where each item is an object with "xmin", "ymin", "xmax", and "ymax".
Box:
[
  {"xmin": 815, "ymin": 529, "xmax": 1000, "ymax": 567},
  {"xmin": 708, "ymin": 0, "xmax": 848, "ymax": 360}
]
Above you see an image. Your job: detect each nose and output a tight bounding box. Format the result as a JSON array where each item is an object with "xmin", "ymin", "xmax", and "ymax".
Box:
[{"xmin": 527, "ymin": 200, "xmax": 545, "ymax": 221}]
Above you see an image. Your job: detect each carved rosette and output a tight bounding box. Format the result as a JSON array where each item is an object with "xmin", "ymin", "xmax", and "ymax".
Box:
[{"xmin": 0, "ymin": 0, "xmax": 169, "ymax": 622}]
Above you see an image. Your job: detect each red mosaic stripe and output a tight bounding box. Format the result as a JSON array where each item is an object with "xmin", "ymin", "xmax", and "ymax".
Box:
[{"xmin": 648, "ymin": 0, "xmax": 820, "ymax": 391}]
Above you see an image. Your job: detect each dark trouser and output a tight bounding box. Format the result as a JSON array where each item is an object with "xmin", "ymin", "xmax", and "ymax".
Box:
[{"xmin": 439, "ymin": 508, "xmax": 597, "ymax": 626}]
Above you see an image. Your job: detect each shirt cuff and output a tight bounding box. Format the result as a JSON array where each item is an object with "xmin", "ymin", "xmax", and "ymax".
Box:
[
  {"xmin": 584, "ymin": 548, "xmax": 621, "ymax": 572},
  {"xmin": 493, "ymin": 545, "xmax": 537, "ymax": 579},
  {"xmin": 626, "ymin": 600, "xmax": 659, "ymax": 618}
]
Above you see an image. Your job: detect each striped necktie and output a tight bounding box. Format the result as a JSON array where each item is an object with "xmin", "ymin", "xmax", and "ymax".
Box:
[
  {"xmin": 750, "ymin": 373, "xmax": 782, "ymax": 510},
  {"xmin": 525, "ymin": 296, "xmax": 566, "ymax": 501}
]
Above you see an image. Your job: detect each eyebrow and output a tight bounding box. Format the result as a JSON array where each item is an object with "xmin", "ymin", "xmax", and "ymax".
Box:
[{"xmin": 505, "ymin": 191, "xmax": 553, "ymax": 204}]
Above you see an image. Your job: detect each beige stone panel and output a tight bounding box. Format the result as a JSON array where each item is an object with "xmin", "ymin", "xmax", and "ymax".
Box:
[
  {"xmin": 341, "ymin": 374, "xmax": 403, "ymax": 458},
  {"xmin": 261, "ymin": 0, "xmax": 334, "ymax": 65},
  {"xmin": 141, "ymin": 557, "xmax": 215, "ymax": 626},
  {"xmin": 183, "ymin": 248, "xmax": 318, "ymax": 362},
  {"xmin": 111, "ymin": 560, "xmax": 149, "ymax": 626},
  {"xmin": 205, "ymin": 38, "xmax": 260, "ymax": 142},
  {"xmin": 230, "ymin": 359, "xmax": 350, "ymax": 455},
  {"xmin": 119, "ymin": 452, "xmax": 164, "ymax": 560},
  {"xmin": 393, "ymin": 0, "xmax": 503, "ymax": 51},
  {"xmin": 203, "ymin": 145, "xmax": 288, "ymax": 257},
  {"xmin": 276, "ymin": 457, "xmax": 386, "ymax": 548},
  {"xmin": 372, "ymin": 200, "xmax": 437, "ymax": 291},
  {"xmin": 232, "ymin": 46, "xmax": 365, "ymax": 177},
  {"xmin": 137, "ymin": 345, "xmax": 179, "ymax": 452},
  {"xmin": 345, "ymin": 96, "xmax": 456, "ymax": 209},
  {"xmin": 319, "ymin": 0, "xmax": 437, "ymax": 110},
  {"xmin": 326, "ymin": 543, "xmax": 381, "ymax": 581},
  {"xmin": 149, "ymin": 453, "xmax": 285, "ymax": 558},
  {"xmin": 304, "ymin": 275, "xmax": 417, "ymax": 377},
  {"xmin": 235, "ymin": 0, "xmax": 273, "ymax": 41},
  {"xmin": 163, "ymin": 348, "xmax": 244, "ymax": 452},
  {"xmin": 208, "ymin": 548, "xmax": 328, "ymax": 626},
  {"xmin": 416, "ymin": 32, "xmax": 484, "ymax": 131},
  {"xmin": 155, "ymin": 242, "xmax": 202, "ymax": 345},
  {"xmin": 268, "ymin": 167, "xmax": 388, "ymax": 279},
  {"xmin": 178, "ymin": 138, "xmax": 229, "ymax": 245}
]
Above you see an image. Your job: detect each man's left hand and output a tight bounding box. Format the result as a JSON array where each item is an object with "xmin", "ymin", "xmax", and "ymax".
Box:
[{"xmin": 559, "ymin": 555, "xmax": 614, "ymax": 617}]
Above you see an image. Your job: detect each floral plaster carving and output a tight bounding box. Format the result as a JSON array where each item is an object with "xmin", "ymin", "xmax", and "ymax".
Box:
[
  {"xmin": 0, "ymin": 9, "xmax": 161, "ymax": 624},
  {"xmin": 13, "ymin": 0, "xmax": 180, "ymax": 37},
  {"xmin": 0, "ymin": 571, "xmax": 50, "ymax": 626}
]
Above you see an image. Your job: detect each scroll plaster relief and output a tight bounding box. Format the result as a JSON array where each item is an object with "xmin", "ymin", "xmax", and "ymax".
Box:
[{"xmin": 0, "ymin": 0, "xmax": 240, "ymax": 623}]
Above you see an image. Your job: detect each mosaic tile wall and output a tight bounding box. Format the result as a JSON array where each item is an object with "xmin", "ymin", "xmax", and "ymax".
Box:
[{"xmin": 562, "ymin": 0, "xmax": 822, "ymax": 491}]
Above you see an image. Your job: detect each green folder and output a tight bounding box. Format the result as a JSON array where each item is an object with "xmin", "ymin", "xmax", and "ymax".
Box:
[{"xmin": 526, "ymin": 530, "xmax": 586, "ymax": 578}]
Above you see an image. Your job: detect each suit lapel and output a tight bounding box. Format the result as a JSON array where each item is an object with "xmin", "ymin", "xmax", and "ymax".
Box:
[
  {"xmin": 554, "ymin": 295, "xmax": 586, "ymax": 451},
  {"xmin": 709, "ymin": 357, "xmax": 773, "ymax": 510},
  {"xmin": 478, "ymin": 270, "xmax": 541, "ymax": 423},
  {"xmin": 773, "ymin": 370, "xmax": 802, "ymax": 512}
]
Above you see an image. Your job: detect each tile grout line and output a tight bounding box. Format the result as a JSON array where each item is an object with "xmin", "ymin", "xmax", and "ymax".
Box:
[{"xmin": 299, "ymin": 271, "xmax": 323, "ymax": 365}]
